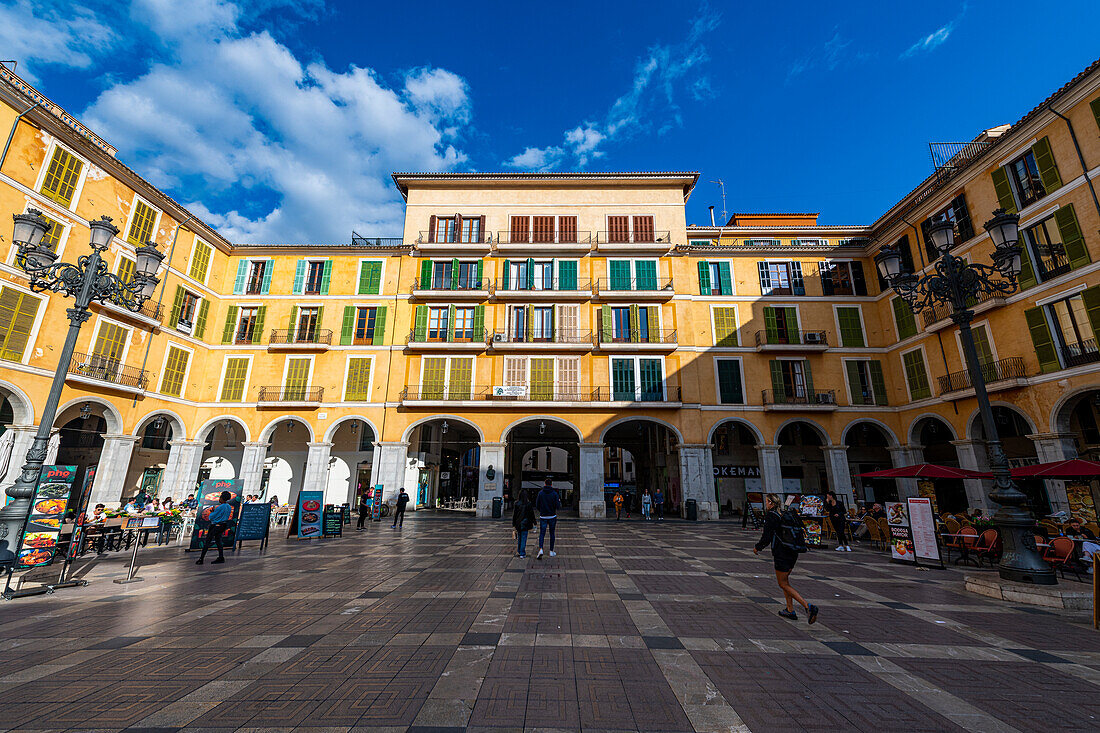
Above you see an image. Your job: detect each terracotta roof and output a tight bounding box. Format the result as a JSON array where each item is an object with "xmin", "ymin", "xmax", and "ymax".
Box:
[{"xmin": 392, "ymin": 171, "xmax": 700, "ymax": 201}]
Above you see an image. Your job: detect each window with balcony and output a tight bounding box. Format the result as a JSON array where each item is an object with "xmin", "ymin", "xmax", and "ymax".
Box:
[
  {"xmin": 428, "ymin": 307, "xmax": 449, "ymax": 341},
  {"xmin": 611, "ymin": 357, "xmax": 664, "ymax": 401},
  {"xmin": 295, "ymin": 307, "xmax": 320, "ymax": 341},
  {"xmin": 763, "ymin": 306, "xmax": 799, "ymax": 344},
  {"xmin": 453, "ymin": 306, "xmax": 476, "ymax": 342},
  {"xmin": 902, "ymin": 348, "xmax": 932, "ymax": 400},
  {"xmin": 160, "ymin": 346, "xmax": 190, "ymax": 397},
  {"xmin": 431, "ymin": 261, "xmax": 452, "ymax": 289},
  {"xmin": 420, "ymin": 356, "xmax": 473, "ymax": 399},
  {"xmin": 0, "ymin": 286, "xmax": 41, "ymax": 363},
  {"xmin": 91, "ymin": 320, "xmax": 129, "ymax": 381},
  {"xmin": 768, "ymin": 359, "xmax": 811, "ymax": 401},
  {"xmin": 1007, "ymin": 151, "xmax": 1046, "ymax": 209},
  {"xmin": 920, "ymin": 195, "xmax": 974, "ymax": 262},
  {"xmin": 219, "ymin": 357, "xmax": 250, "ymax": 402},
  {"xmin": 283, "ymin": 357, "xmax": 312, "ymax": 400},
  {"xmin": 845, "ymin": 360, "xmax": 888, "ymax": 406},
  {"xmin": 606, "ymin": 215, "xmax": 655, "ymax": 243},
  {"xmin": 1046, "ymin": 292, "xmax": 1099, "ymax": 368},
  {"xmin": 758, "ymin": 261, "xmax": 805, "ymax": 296},
  {"xmin": 992, "ymin": 137, "xmax": 1062, "ymax": 214},
  {"xmin": 503, "ymin": 356, "xmax": 580, "ymax": 400},
  {"xmin": 608, "ymin": 259, "xmax": 659, "ymax": 290},
  {"xmin": 819, "ymin": 261, "xmax": 867, "ymax": 296},
  {"xmin": 435, "ymin": 217, "xmax": 456, "ymax": 243},
  {"xmin": 611, "ymin": 307, "xmax": 630, "ymax": 342},
  {"xmin": 715, "ymin": 359, "xmax": 744, "ymax": 404},
  {"xmin": 39, "ymin": 145, "xmax": 84, "ymax": 208},
  {"xmin": 1022, "ymin": 210, "xmax": 1086, "ymax": 283}
]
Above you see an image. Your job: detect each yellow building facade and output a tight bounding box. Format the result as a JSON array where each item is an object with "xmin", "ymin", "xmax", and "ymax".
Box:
[{"xmin": 1, "ymin": 60, "xmax": 1100, "ymax": 520}]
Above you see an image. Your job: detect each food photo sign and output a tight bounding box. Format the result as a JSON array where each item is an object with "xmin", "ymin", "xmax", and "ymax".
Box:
[
  {"xmin": 886, "ymin": 501, "xmax": 915, "ymax": 563},
  {"xmin": 17, "ymin": 465, "xmax": 77, "ymax": 568},
  {"xmin": 296, "ymin": 490, "xmax": 324, "ymax": 539},
  {"xmin": 188, "ymin": 479, "xmax": 242, "ymax": 551}
]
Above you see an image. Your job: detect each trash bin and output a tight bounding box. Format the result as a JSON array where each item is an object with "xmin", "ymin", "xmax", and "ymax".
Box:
[
  {"xmin": 492, "ymin": 496, "xmax": 503, "ymax": 519},
  {"xmin": 685, "ymin": 498, "xmax": 698, "ymax": 521}
]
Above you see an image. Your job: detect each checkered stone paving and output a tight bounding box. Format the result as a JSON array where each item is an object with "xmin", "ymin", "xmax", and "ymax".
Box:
[{"xmin": 0, "ymin": 516, "xmax": 1097, "ymax": 732}]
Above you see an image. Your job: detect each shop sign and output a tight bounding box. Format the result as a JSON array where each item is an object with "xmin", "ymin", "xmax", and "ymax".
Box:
[
  {"xmin": 189, "ymin": 479, "xmax": 242, "ymax": 550},
  {"xmin": 713, "ymin": 465, "xmax": 761, "ymax": 478},
  {"xmin": 887, "ymin": 501, "xmax": 915, "ymax": 563},
  {"xmin": 493, "ymin": 385, "xmax": 527, "ymax": 397},
  {"xmin": 17, "ymin": 465, "xmax": 76, "ymax": 568}
]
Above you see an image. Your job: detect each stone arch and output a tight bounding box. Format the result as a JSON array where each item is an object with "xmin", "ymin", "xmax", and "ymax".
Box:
[
  {"xmin": 965, "ymin": 401, "xmax": 1036, "ymax": 440},
  {"xmin": 1050, "ymin": 384, "xmax": 1100, "ymax": 433},
  {"xmin": 500, "ymin": 415, "xmax": 582, "ymax": 443},
  {"xmin": 907, "ymin": 413, "xmax": 958, "ymax": 446},
  {"xmin": 773, "ymin": 417, "xmax": 829, "ymax": 445},
  {"xmin": 55, "ymin": 396, "xmax": 123, "ymax": 434},
  {"xmin": 131, "ymin": 409, "xmax": 188, "ymax": 441},
  {"xmin": 706, "ymin": 416, "xmax": 765, "ymax": 446},
  {"xmin": 195, "ymin": 415, "xmax": 251, "ymax": 443},
  {"xmin": 0, "ymin": 378, "xmax": 35, "ymax": 425},
  {"xmin": 598, "ymin": 416, "xmax": 684, "ymax": 445},
  {"xmin": 840, "ymin": 418, "xmax": 899, "ymax": 447},
  {"xmin": 323, "ymin": 415, "xmax": 380, "ymax": 443},
  {"xmin": 401, "ymin": 415, "xmax": 485, "ymax": 444},
  {"xmin": 259, "ymin": 416, "xmax": 316, "ymax": 443}
]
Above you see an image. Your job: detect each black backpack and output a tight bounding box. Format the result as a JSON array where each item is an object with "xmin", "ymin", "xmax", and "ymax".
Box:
[{"xmin": 773, "ymin": 509, "xmax": 808, "ymax": 553}]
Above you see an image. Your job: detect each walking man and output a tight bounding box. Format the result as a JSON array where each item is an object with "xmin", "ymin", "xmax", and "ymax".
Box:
[
  {"xmin": 653, "ymin": 488, "xmax": 664, "ymax": 521},
  {"xmin": 754, "ymin": 494, "xmax": 818, "ymax": 623},
  {"xmin": 536, "ymin": 479, "xmax": 559, "ymax": 559},
  {"xmin": 613, "ymin": 491, "xmax": 624, "ymax": 520},
  {"xmin": 357, "ymin": 492, "xmax": 371, "ymax": 530},
  {"xmin": 391, "ymin": 488, "xmax": 410, "ymax": 528},
  {"xmin": 196, "ymin": 491, "xmax": 233, "ymax": 565}
]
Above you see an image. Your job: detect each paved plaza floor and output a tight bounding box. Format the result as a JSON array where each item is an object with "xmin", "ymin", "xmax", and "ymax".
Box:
[{"xmin": 0, "ymin": 516, "xmax": 1097, "ymax": 732}]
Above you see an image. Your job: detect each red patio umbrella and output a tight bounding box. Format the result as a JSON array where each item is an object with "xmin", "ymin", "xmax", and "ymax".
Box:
[
  {"xmin": 858, "ymin": 463, "xmax": 987, "ymax": 479},
  {"xmin": 1008, "ymin": 458, "xmax": 1100, "ymax": 479}
]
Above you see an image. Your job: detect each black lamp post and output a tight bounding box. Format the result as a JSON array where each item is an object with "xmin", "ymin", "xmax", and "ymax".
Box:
[
  {"xmin": 0, "ymin": 209, "xmax": 164, "ymax": 565},
  {"xmin": 875, "ymin": 208, "xmax": 1055, "ymax": 585}
]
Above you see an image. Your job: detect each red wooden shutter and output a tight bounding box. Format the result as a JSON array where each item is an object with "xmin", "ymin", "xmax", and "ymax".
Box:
[
  {"xmin": 559, "ymin": 216, "xmax": 577, "ymax": 243},
  {"xmin": 428, "ymin": 215, "xmax": 436, "ymax": 243},
  {"xmin": 511, "ymin": 216, "xmax": 530, "ymax": 243},
  {"xmin": 454, "ymin": 214, "xmax": 462, "ymax": 243},
  {"xmin": 534, "ymin": 216, "xmax": 555, "ymax": 243},
  {"xmin": 633, "ymin": 216, "xmax": 654, "ymax": 243},
  {"xmin": 608, "ymin": 216, "xmax": 629, "ymax": 243},
  {"xmin": 478, "ymin": 215, "xmax": 486, "ymax": 243}
]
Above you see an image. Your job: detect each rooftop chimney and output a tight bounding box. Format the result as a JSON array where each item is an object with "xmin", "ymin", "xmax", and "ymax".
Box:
[{"xmin": 709, "ymin": 206, "xmax": 715, "ymax": 226}]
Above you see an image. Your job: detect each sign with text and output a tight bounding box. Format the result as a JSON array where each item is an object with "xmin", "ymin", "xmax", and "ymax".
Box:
[
  {"xmin": 323, "ymin": 507, "xmax": 343, "ymax": 537},
  {"xmin": 907, "ymin": 497, "xmax": 943, "ymax": 566},
  {"xmin": 713, "ymin": 465, "xmax": 761, "ymax": 478},
  {"xmin": 887, "ymin": 501, "xmax": 915, "ymax": 563},
  {"xmin": 236, "ymin": 502, "xmax": 272, "ymax": 548},
  {"xmin": 17, "ymin": 465, "xmax": 76, "ymax": 568},
  {"xmin": 296, "ymin": 490, "xmax": 324, "ymax": 539},
  {"xmin": 189, "ymin": 479, "xmax": 242, "ymax": 551},
  {"xmin": 371, "ymin": 485, "xmax": 384, "ymax": 521},
  {"xmin": 493, "ymin": 385, "xmax": 527, "ymax": 397}
]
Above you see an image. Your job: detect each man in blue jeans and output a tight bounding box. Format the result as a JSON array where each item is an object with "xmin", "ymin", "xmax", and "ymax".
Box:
[{"xmin": 535, "ymin": 479, "xmax": 560, "ymax": 560}]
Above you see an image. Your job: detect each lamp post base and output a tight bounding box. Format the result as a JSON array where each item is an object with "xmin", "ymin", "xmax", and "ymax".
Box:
[{"xmin": 994, "ymin": 504, "xmax": 1057, "ymax": 585}]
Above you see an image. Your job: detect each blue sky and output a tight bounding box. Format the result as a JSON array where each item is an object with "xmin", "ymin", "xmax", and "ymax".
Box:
[{"xmin": 2, "ymin": 0, "xmax": 1098, "ymax": 243}]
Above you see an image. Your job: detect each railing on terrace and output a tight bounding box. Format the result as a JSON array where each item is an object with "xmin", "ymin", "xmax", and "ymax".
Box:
[
  {"xmin": 68, "ymin": 352, "xmax": 151, "ymax": 390},
  {"xmin": 496, "ymin": 231, "xmax": 593, "ymax": 244},
  {"xmin": 920, "ymin": 290, "xmax": 1004, "ymax": 328},
  {"xmin": 491, "ymin": 330, "xmax": 595, "ymax": 345},
  {"xmin": 411, "ymin": 277, "xmax": 488, "ymax": 291},
  {"xmin": 595, "ymin": 230, "xmax": 672, "ymax": 244},
  {"xmin": 1061, "ymin": 339, "xmax": 1100, "ymax": 368},
  {"xmin": 351, "ymin": 234, "xmax": 404, "ymax": 247},
  {"xmin": 400, "ymin": 385, "xmax": 682, "ymax": 402},
  {"xmin": 754, "ymin": 330, "xmax": 828, "ymax": 347},
  {"xmin": 492, "ymin": 277, "xmax": 594, "ymax": 293},
  {"xmin": 268, "ymin": 329, "xmax": 333, "ymax": 345},
  {"xmin": 761, "ymin": 389, "xmax": 837, "ymax": 406},
  {"xmin": 417, "ymin": 232, "xmax": 488, "ymax": 245},
  {"xmin": 406, "ymin": 329, "xmax": 489, "ymax": 344},
  {"xmin": 937, "ymin": 356, "xmax": 1027, "ymax": 395},
  {"xmin": 257, "ymin": 386, "xmax": 324, "ymax": 402},
  {"xmin": 598, "ymin": 329, "xmax": 678, "ymax": 344},
  {"xmin": 594, "ymin": 277, "xmax": 674, "ymax": 293}
]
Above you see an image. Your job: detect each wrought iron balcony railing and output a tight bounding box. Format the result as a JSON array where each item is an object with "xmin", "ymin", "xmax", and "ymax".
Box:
[
  {"xmin": 492, "ymin": 277, "xmax": 594, "ymax": 293},
  {"xmin": 1060, "ymin": 339, "xmax": 1100, "ymax": 368},
  {"xmin": 496, "ymin": 230, "xmax": 593, "ymax": 244},
  {"xmin": 754, "ymin": 330, "xmax": 828, "ymax": 347},
  {"xmin": 257, "ymin": 386, "xmax": 324, "ymax": 402},
  {"xmin": 920, "ymin": 290, "xmax": 1004, "ymax": 328},
  {"xmin": 595, "ymin": 230, "xmax": 672, "ymax": 244},
  {"xmin": 406, "ymin": 328, "xmax": 489, "ymax": 344},
  {"xmin": 68, "ymin": 352, "xmax": 151, "ymax": 390},
  {"xmin": 937, "ymin": 356, "xmax": 1027, "ymax": 395},
  {"xmin": 268, "ymin": 329, "xmax": 333, "ymax": 345},
  {"xmin": 598, "ymin": 329, "xmax": 677, "ymax": 344},
  {"xmin": 411, "ymin": 277, "xmax": 488, "ymax": 292},
  {"xmin": 594, "ymin": 277, "xmax": 674, "ymax": 293},
  {"xmin": 761, "ymin": 389, "xmax": 837, "ymax": 406},
  {"xmin": 400, "ymin": 384, "xmax": 681, "ymax": 402},
  {"xmin": 491, "ymin": 330, "xmax": 594, "ymax": 345}
]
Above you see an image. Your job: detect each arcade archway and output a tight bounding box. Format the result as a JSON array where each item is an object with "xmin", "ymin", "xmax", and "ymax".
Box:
[
  {"xmin": 710, "ymin": 420, "xmax": 761, "ymax": 517},
  {"xmin": 844, "ymin": 421, "xmax": 896, "ymax": 504},
  {"xmin": 602, "ymin": 418, "xmax": 680, "ymax": 516},
  {"xmin": 911, "ymin": 415, "xmax": 966, "ymax": 513},
  {"xmin": 504, "ymin": 418, "xmax": 580, "ymax": 512},
  {"xmin": 328, "ymin": 418, "xmax": 376, "ymax": 506},
  {"xmin": 776, "ymin": 420, "xmax": 828, "ymax": 494},
  {"xmin": 407, "ymin": 418, "xmax": 481, "ymax": 511},
  {"xmin": 971, "ymin": 406, "xmax": 1047, "ymax": 515}
]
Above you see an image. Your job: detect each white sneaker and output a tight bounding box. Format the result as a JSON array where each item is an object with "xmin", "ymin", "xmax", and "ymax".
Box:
[
  {"xmin": 845, "ymin": 546, "xmax": 853, "ymax": 552},
  {"xmin": 549, "ymin": 551, "xmax": 556, "ymax": 557},
  {"xmin": 835, "ymin": 546, "xmax": 846, "ymax": 551},
  {"xmin": 537, "ymin": 549, "xmax": 544, "ymax": 559}
]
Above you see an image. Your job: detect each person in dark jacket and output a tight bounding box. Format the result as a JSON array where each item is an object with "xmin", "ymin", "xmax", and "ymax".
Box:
[
  {"xmin": 357, "ymin": 492, "xmax": 371, "ymax": 530},
  {"xmin": 391, "ymin": 488, "xmax": 410, "ymax": 528},
  {"xmin": 754, "ymin": 493, "xmax": 818, "ymax": 623},
  {"xmin": 535, "ymin": 479, "xmax": 560, "ymax": 559},
  {"xmin": 511, "ymin": 489, "xmax": 537, "ymax": 558},
  {"xmin": 825, "ymin": 491, "xmax": 851, "ymax": 552}
]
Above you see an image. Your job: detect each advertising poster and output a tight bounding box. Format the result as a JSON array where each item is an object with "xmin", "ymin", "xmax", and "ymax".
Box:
[
  {"xmin": 371, "ymin": 484, "xmax": 384, "ymax": 521},
  {"xmin": 66, "ymin": 465, "xmax": 97, "ymax": 560},
  {"xmin": 188, "ymin": 479, "xmax": 242, "ymax": 550},
  {"xmin": 907, "ymin": 497, "xmax": 943, "ymax": 566},
  {"xmin": 296, "ymin": 490, "xmax": 324, "ymax": 539},
  {"xmin": 1066, "ymin": 481, "xmax": 1097, "ymax": 524},
  {"xmin": 917, "ymin": 480, "xmax": 939, "ymax": 516},
  {"xmin": 17, "ymin": 465, "xmax": 77, "ymax": 568},
  {"xmin": 886, "ymin": 501, "xmax": 915, "ymax": 563}
]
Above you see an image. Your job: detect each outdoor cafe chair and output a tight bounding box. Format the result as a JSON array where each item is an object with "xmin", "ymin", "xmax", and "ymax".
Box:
[
  {"xmin": 1043, "ymin": 537, "xmax": 1081, "ymax": 582},
  {"xmin": 1085, "ymin": 522, "xmax": 1100, "ymax": 537},
  {"xmin": 876, "ymin": 517, "xmax": 891, "ymax": 548},
  {"xmin": 863, "ymin": 518, "xmax": 883, "ymax": 550},
  {"xmin": 821, "ymin": 516, "xmax": 836, "ymax": 541},
  {"xmin": 972, "ymin": 529, "xmax": 1001, "ymax": 568}
]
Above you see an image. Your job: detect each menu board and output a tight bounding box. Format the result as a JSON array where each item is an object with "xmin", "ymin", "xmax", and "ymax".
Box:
[
  {"xmin": 917, "ymin": 480, "xmax": 939, "ymax": 516},
  {"xmin": 17, "ymin": 465, "xmax": 76, "ymax": 567},
  {"xmin": 66, "ymin": 465, "xmax": 97, "ymax": 562},
  {"xmin": 1067, "ymin": 481, "xmax": 1097, "ymax": 524},
  {"xmin": 371, "ymin": 484, "xmax": 384, "ymax": 521},
  {"xmin": 798, "ymin": 495, "xmax": 824, "ymax": 547},
  {"xmin": 322, "ymin": 507, "xmax": 343, "ymax": 537},
  {"xmin": 296, "ymin": 490, "xmax": 324, "ymax": 539},
  {"xmin": 236, "ymin": 502, "xmax": 272, "ymax": 543},
  {"xmin": 886, "ymin": 501, "xmax": 915, "ymax": 563},
  {"xmin": 907, "ymin": 497, "xmax": 942, "ymax": 565},
  {"xmin": 188, "ymin": 479, "xmax": 242, "ymax": 550}
]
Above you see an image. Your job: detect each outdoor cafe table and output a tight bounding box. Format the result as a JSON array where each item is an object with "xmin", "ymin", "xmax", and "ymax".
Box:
[{"xmin": 940, "ymin": 532, "xmax": 981, "ymax": 567}]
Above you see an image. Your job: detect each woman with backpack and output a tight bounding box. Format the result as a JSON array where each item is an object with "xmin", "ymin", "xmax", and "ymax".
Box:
[
  {"xmin": 511, "ymin": 489, "xmax": 537, "ymax": 558},
  {"xmin": 754, "ymin": 494, "xmax": 818, "ymax": 624}
]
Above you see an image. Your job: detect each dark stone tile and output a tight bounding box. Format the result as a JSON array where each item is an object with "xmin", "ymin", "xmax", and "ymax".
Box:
[
  {"xmin": 275, "ymin": 634, "xmax": 326, "ymax": 647},
  {"xmin": 618, "ymin": 592, "xmax": 645, "ymax": 601},
  {"xmin": 461, "ymin": 632, "xmax": 500, "ymax": 646},
  {"xmin": 89, "ymin": 636, "xmax": 146, "ymax": 649},
  {"xmin": 358, "ymin": 590, "xmax": 389, "ymax": 598},
  {"xmin": 823, "ymin": 641, "xmax": 877, "ymax": 656},
  {"xmin": 880, "ymin": 601, "xmax": 916, "ymax": 610},
  {"xmin": 643, "ymin": 636, "xmax": 684, "ymax": 650},
  {"xmin": 1007, "ymin": 648, "xmax": 1069, "ymax": 663}
]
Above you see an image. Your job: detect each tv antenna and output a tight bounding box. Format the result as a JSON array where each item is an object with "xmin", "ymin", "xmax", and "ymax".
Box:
[{"xmin": 710, "ymin": 179, "xmax": 728, "ymax": 224}]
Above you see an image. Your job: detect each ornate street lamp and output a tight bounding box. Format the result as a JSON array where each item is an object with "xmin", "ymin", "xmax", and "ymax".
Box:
[
  {"xmin": 0, "ymin": 210, "xmax": 163, "ymax": 565},
  {"xmin": 875, "ymin": 208, "xmax": 1054, "ymax": 585}
]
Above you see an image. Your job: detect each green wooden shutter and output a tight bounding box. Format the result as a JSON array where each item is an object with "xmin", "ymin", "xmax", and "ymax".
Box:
[
  {"xmin": 1080, "ymin": 286, "xmax": 1100, "ymax": 352},
  {"xmin": 769, "ymin": 360, "xmax": 785, "ymax": 402},
  {"xmin": 315, "ymin": 305, "xmax": 324, "ymax": 332},
  {"xmin": 292, "ymin": 260, "xmax": 306, "ymax": 294},
  {"xmin": 525, "ymin": 305, "xmax": 533, "ymax": 342},
  {"xmin": 420, "ymin": 259, "xmax": 432, "ymax": 288},
  {"xmin": 549, "ymin": 306, "xmax": 555, "ymax": 339},
  {"xmin": 221, "ymin": 306, "xmax": 238, "ymax": 344},
  {"xmin": 476, "ymin": 259, "xmax": 484, "ymax": 288},
  {"xmin": 1091, "ymin": 97, "xmax": 1100, "ymax": 132},
  {"xmin": 320, "ymin": 261, "xmax": 332, "ymax": 294},
  {"xmin": 358, "ymin": 262, "xmax": 371, "ymax": 294},
  {"xmin": 837, "ymin": 306, "xmax": 864, "ymax": 347},
  {"xmin": 646, "ymin": 306, "xmax": 658, "ymax": 342},
  {"xmin": 600, "ymin": 305, "xmax": 611, "ymax": 342},
  {"xmin": 716, "ymin": 360, "xmax": 742, "ymax": 404},
  {"xmin": 169, "ymin": 285, "xmax": 185, "ymax": 327},
  {"xmin": 892, "ymin": 297, "xmax": 917, "ymax": 339},
  {"xmin": 260, "ymin": 260, "xmax": 273, "ymax": 294},
  {"xmin": 784, "ymin": 307, "xmax": 800, "ymax": 344},
  {"xmin": 990, "ymin": 167, "xmax": 1018, "ymax": 214},
  {"xmin": 472, "ymin": 304, "xmax": 484, "ymax": 339},
  {"xmin": 1054, "ymin": 204, "xmax": 1090, "ymax": 270},
  {"xmin": 526, "ymin": 258, "xmax": 535, "ymax": 289},
  {"xmin": 451, "ymin": 258, "xmax": 460, "ymax": 289},
  {"xmin": 697, "ymin": 260, "xmax": 711, "ymax": 294},
  {"xmin": 233, "ymin": 261, "xmax": 247, "ymax": 294},
  {"xmin": 502, "ymin": 259, "xmax": 511, "ymax": 290},
  {"xmin": 1032, "ymin": 136, "xmax": 1062, "ymax": 193},
  {"xmin": 629, "ymin": 305, "xmax": 639, "ymax": 343},
  {"xmin": 447, "ymin": 304, "xmax": 456, "ymax": 341},
  {"xmin": 1024, "ymin": 306, "xmax": 1059, "ymax": 373},
  {"xmin": 288, "ymin": 305, "xmax": 298, "ymax": 333},
  {"xmin": 609, "ymin": 260, "xmax": 630, "ymax": 290},
  {"xmin": 764, "ymin": 306, "xmax": 778, "ymax": 343},
  {"xmin": 717, "ymin": 262, "xmax": 732, "ymax": 295},
  {"xmin": 802, "ymin": 360, "xmax": 814, "ymax": 398},
  {"xmin": 845, "ymin": 361, "xmax": 863, "ymax": 405},
  {"xmin": 372, "ymin": 306, "xmax": 386, "ymax": 345},
  {"xmin": 340, "ymin": 306, "xmax": 355, "ymax": 345},
  {"xmin": 558, "ymin": 260, "xmax": 577, "ymax": 290},
  {"xmin": 1018, "ymin": 248, "xmax": 1038, "ymax": 290},
  {"xmin": 252, "ymin": 306, "xmax": 266, "ymax": 345},
  {"xmin": 635, "ymin": 260, "xmax": 657, "ymax": 290},
  {"xmin": 612, "ymin": 359, "xmax": 636, "ymax": 401},
  {"xmin": 194, "ymin": 299, "xmax": 210, "ymax": 339},
  {"xmin": 869, "ymin": 360, "xmax": 888, "ymax": 406},
  {"xmin": 413, "ymin": 305, "xmax": 428, "ymax": 342}
]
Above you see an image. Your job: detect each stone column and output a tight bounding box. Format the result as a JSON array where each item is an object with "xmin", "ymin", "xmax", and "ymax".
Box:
[
  {"xmin": 1028, "ymin": 432, "xmax": 1078, "ymax": 515},
  {"xmin": 160, "ymin": 440, "xmax": 205, "ymax": 502},
  {"xmin": 90, "ymin": 435, "xmax": 140, "ymax": 505},
  {"xmin": 951, "ymin": 439, "xmax": 992, "ymax": 511},
  {"xmin": 888, "ymin": 444, "xmax": 925, "ymax": 500},
  {"xmin": 756, "ymin": 444, "xmax": 783, "ymax": 494},
  {"xmin": 578, "ymin": 442, "xmax": 605, "ymax": 519},
  {"xmin": 0, "ymin": 426, "xmax": 37, "ymax": 497},
  {"xmin": 678, "ymin": 443, "xmax": 716, "ymax": 519},
  {"xmin": 239, "ymin": 441, "xmax": 270, "ymax": 498},
  {"xmin": 476, "ymin": 442, "xmax": 506, "ymax": 518},
  {"xmin": 374, "ymin": 441, "xmax": 410, "ymax": 505},
  {"xmin": 821, "ymin": 445, "xmax": 856, "ymax": 506},
  {"xmin": 299, "ymin": 441, "xmax": 334, "ymax": 506}
]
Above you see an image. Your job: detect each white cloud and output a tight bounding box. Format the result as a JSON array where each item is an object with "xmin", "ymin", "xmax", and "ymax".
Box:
[
  {"xmin": 786, "ymin": 28, "xmax": 872, "ymax": 82},
  {"xmin": 74, "ymin": 1, "xmax": 471, "ymax": 243},
  {"xmin": 503, "ymin": 5, "xmax": 720, "ymax": 170},
  {"xmin": 901, "ymin": 3, "xmax": 968, "ymax": 59},
  {"xmin": 0, "ymin": 0, "xmax": 117, "ymax": 82},
  {"xmin": 505, "ymin": 146, "xmax": 565, "ymax": 171}
]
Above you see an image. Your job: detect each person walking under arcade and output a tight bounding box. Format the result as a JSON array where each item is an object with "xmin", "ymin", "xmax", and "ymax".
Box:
[
  {"xmin": 825, "ymin": 491, "xmax": 852, "ymax": 552},
  {"xmin": 653, "ymin": 488, "xmax": 664, "ymax": 521},
  {"xmin": 196, "ymin": 491, "xmax": 233, "ymax": 565},
  {"xmin": 512, "ymin": 489, "xmax": 536, "ymax": 558},
  {"xmin": 613, "ymin": 491, "xmax": 624, "ymax": 520},
  {"xmin": 755, "ymin": 493, "xmax": 818, "ymax": 623},
  {"xmin": 357, "ymin": 492, "xmax": 371, "ymax": 530},
  {"xmin": 392, "ymin": 488, "xmax": 410, "ymax": 528},
  {"xmin": 536, "ymin": 479, "xmax": 559, "ymax": 559}
]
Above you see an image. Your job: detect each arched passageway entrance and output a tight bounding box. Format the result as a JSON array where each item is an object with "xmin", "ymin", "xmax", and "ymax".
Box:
[
  {"xmin": 912, "ymin": 416, "xmax": 967, "ymax": 513},
  {"xmin": 263, "ymin": 419, "xmax": 311, "ymax": 505},
  {"xmin": 776, "ymin": 421, "xmax": 827, "ymax": 495},
  {"xmin": 123, "ymin": 415, "xmax": 177, "ymax": 503},
  {"xmin": 1048, "ymin": 389, "xmax": 1100, "ymax": 518},
  {"xmin": 53, "ymin": 402, "xmax": 111, "ymax": 508},
  {"xmin": 200, "ymin": 420, "xmax": 245, "ymax": 493},
  {"xmin": 408, "ymin": 418, "xmax": 480, "ymax": 511},
  {"xmin": 845, "ymin": 422, "xmax": 896, "ymax": 504},
  {"xmin": 972, "ymin": 407, "xmax": 1047, "ymax": 516},
  {"xmin": 504, "ymin": 419, "xmax": 579, "ymax": 512},
  {"xmin": 602, "ymin": 419, "xmax": 680, "ymax": 516},
  {"xmin": 328, "ymin": 419, "xmax": 376, "ymax": 507},
  {"xmin": 710, "ymin": 420, "xmax": 759, "ymax": 517}
]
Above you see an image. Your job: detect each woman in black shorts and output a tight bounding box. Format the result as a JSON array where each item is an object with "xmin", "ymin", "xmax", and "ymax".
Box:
[{"xmin": 754, "ymin": 493, "xmax": 818, "ymax": 623}]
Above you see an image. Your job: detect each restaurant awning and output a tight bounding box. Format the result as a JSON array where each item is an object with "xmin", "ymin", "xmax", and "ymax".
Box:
[
  {"xmin": 1007, "ymin": 458, "xmax": 1100, "ymax": 479},
  {"xmin": 858, "ymin": 463, "xmax": 987, "ymax": 479}
]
